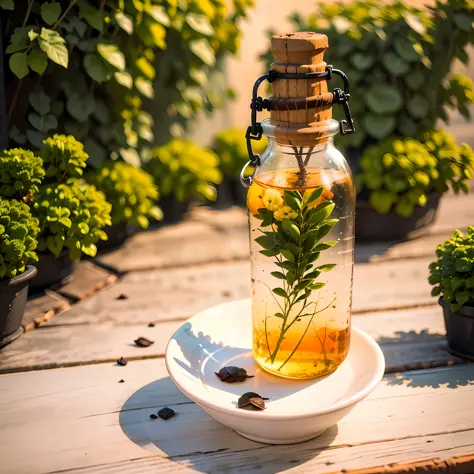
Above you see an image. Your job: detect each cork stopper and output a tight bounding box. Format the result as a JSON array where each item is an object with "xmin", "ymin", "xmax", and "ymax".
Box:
[{"xmin": 269, "ymin": 32, "xmax": 334, "ymax": 146}]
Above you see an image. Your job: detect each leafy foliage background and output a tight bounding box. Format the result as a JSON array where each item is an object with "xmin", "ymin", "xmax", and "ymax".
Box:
[{"xmin": 2, "ymin": 0, "xmax": 254, "ymax": 167}]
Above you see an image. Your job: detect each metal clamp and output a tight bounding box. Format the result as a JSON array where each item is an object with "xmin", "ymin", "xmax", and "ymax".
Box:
[{"xmin": 241, "ymin": 65, "xmax": 356, "ymax": 186}]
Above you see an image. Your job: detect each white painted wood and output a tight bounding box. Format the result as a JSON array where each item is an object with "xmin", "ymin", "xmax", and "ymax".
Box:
[
  {"xmin": 0, "ymin": 305, "xmax": 454, "ymax": 373},
  {"xmin": 0, "ymin": 360, "xmax": 473, "ymax": 474}
]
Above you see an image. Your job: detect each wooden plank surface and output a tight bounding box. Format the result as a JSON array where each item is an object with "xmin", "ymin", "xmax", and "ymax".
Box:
[
  {"xmin": 37, "ymin": 254, "xmax": 435, "ymax": 331},
  {"xmin": 21, "ymin": 291, "xmax": 70, "ymax": 332},
  {"xmin": 96, "ymin": 193, "xmax": 473, "ymax": 273},
  {"xmin": 0, "ymin": 305, "xmax": 464, "ymax": 374},
  {"xmin": 1, "ymin": 359, "xmax": 473, "ymax": 474}
]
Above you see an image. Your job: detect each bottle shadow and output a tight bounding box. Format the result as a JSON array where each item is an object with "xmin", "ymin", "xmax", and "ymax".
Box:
[{"xmin": 118, "ymin": 375, "xmax": 339, "ymax": 473}]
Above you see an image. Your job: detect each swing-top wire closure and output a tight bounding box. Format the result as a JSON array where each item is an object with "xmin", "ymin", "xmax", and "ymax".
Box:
[{"xmin": 241, "ymin": 65, "xmax": 356, "ymax": 187}]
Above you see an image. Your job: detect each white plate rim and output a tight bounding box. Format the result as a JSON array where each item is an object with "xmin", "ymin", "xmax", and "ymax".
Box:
[{"xmin": 165, "ymin": 299, "xmax": 385, "ymax": 421}]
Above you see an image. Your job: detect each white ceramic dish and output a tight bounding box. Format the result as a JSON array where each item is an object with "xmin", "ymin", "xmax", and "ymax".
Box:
[{"xmin": 166, "ymin": 299, "xmax": 385, "ymax": 444}]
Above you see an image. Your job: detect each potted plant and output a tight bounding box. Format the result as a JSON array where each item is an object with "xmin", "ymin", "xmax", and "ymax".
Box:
[
  {"xmin": 0, "ymin": 135, "xmax": 112, "ymax": 290},
  {"xmin": 0, "ymin": 199, "xmax": 40, "ymax": 347},
  {"xmin": 355, "ymin": 130, "xmax": 474, "ymax": 240},
  {"xmin": 212, "ymin": 128, "xmax": 267, "ymax": 208},
  {"xmin": 146, "ymin": 139, "xmax": 222, "ymax": 222},
  {"xmin": 261, "ymin": 0, "xmax": 474, "ymax": 240},
  {"xmin": 87, "ymin": 161, "xmax": 163, "ymax": 247},
  {"xmin": 429, "ymin": 227, "xmax": 474, "ymax": 359}
]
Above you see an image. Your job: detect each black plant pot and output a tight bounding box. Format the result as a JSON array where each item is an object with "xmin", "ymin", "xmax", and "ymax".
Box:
[
  {"xmin": 355, "ymin": 193, "xmax": 441, "ymax": 242},
  {"xmin": 159, "ymin": 196, "xmax": 190, "ymax": 224},
  {"xmin": 30, "ymin": 251, "xmax": 75, "ymax": 292},
  {"xmin": 439, "ymin": 298, "xmax": 474, "ymax": 360},
  {"xmin": 97, "ymin": 223, "xmax": 131, "ymax": 252},
  {"xmin": 215, "ymin": 177, "xmax": 248, "ymax": 209},
  {"xmin": 0, "ymin": 266, "xmax": 37, "ymax": 348}
]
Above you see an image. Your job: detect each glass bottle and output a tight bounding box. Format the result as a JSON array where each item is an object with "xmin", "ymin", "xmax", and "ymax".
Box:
[{"xmin": 243, "ymin": 33, "xmax": 356, "ymax": 380}]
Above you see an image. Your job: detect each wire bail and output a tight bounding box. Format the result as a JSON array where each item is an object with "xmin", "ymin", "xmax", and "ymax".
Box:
[{"xmin": 241, "ymin": 65, "xmax": 356, "ymax": 187}]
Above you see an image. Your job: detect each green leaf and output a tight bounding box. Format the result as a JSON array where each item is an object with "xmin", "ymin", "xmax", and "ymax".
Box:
[
  {"xmin": 303, "ymin": 187, "xmax": 323, "ymax": 208},
  {"xmin": 317, "ymin": 219, "xmax": 338, "ymax": 240},
  {"xmin": 0, "ymin": 0, "xmax": 14, "ymax": 10},
  {"xmin": 350, "ymin": 52, "xmax": 374, "ymax": 70},
  {"xmin": 276, "ymin": 261, "xmax": 294, "ymax": 271},
  {"xmin": 304, "ymin": 270, "xmax": 321, "ymax": 280},
  {"xmin": 274, "ymin": 313, "xmax": 285, "ymax": 319},
  {"xmin": 382, "ymin": 52, "xmax": 410, "ymax": 76},
  {"xmin": 404, "ymin": 13, "xmax": 426, "ymax": 35},
  {"xmin": 363, "ymin": 114, "xmax": 396, "ymax": 139},
  {"xmin": 145, "ymin": 6, "xmax": 170, "ymax": 26},
  {"xmin": 47, "ymin": 235, "xmax": 64, "ymax": 256},
  {"xmin": 84, "ymin": 53, "xmax": 111, "ymax": 83},
  {"xmin": 317, "ymin": 263, "xmax": 336, "ymax": 272},
  {"xmin": 59, "ymin": 217, "xmax": 72, "ymax": 228},
  {"xmin": 314, "ymin": 241, "xmax": 337, "ymax": 251},
  {"xmin": 28, "ymin": 47, "xmax": 48, "ymax": 75},
  {"xmin": 97, "ymin": 43, "xmax": 125, "ymax": 71},
  {"xmin": 260, "ymin": 249, "xmax": 279, "ymax": 257},
  {"xmin": 26, "ymin": 129, "xmax": 47, "ymax": 148},
  {"xmin": 283, "ymin": 192, "xmax": 300, "ymax": 211},
  {"xmin": 6, "ymin": 27, "xmax": 30, "ymax": 53},
  {"xmin": 41, "ymin": 1, "xmax": 61, "ymax": 25},
  {"xmin": 271, "ymin": 271, "xmax": 286, "ymax": 280},
  {"xmin": 369, "ymin": 190, "xmax": 395, "ymax": 214},
  {"xmin": 308, "ymin": 202, "xmax": 335, "ymax": 226},
  {"xmin": 285, "ymin": 242, "xmax": 300, "ymax": 257},
  {"xmin": 135, "ymin": 77, "xmax": 154, "ymax": 98},
  {"xmin": 282, "ymin": 220, "xmax": 300, "ymax": 242},
  {"xmin": 115, "ymin": 12, "xmax": 133, "ymax": 34},
  {"xmin": 9, "ymin": 125, "xmax": 26, "ymax": 145},
  {"xmin": 455, "ymin": 291, "xmax": 470, "ymax": 307},
  {"xmin": 9, "ymin": 52, "xmax": 29, "ymax": 79},
  {"xmin": 186, "ymin": 13, "xmax": 214, "ymax": 36},
  {"xmin": 295, "ymin": 280, "xmax": 312, "ymax": 292},
  {"xmin": 28, "ymin": 29, "xmax": 39, "ymax": 41},
  {"xmin": 280, "ymin": 249, "xmax": 295, "ymax": 263},
  {"xmin": 79, "ymin": 3, "xmax": 104, "ymax": 32},
  {"xmin": 255, "ymin": 235, "xmax": 276, "ymax": 250},
  {"xmin": 28, "ymin": 113, "xmax": 57, "ymax": 132},
  {"xmin": 394, "ymin": 39, "xmax": 420, "ymax": 62},
  {"xmin": 67, "ymin": 93, "xmax": 95, "ymax": 122},
  {"xmin": 189, "ymin": 39, "xmax": 215, "ymax": 67},
  {"xmin": 272, "ymin": 288, "xmax": 287, "ymax": 298},
  {"xmin": 38, "ymin": 28, "xmax": 68, "ymax": 68},
  {"xmin": 311, "ymin": 282, "xmax": 326, "ymax": 290},
  {"xmin": 407, "ymin": 95, "xmax": 430, "ymax": 119},
  {"xmin": 366, "ymin": 84, "xmax": 403, "ymax": 115},
  {"xmin": 453, "ymin": 13, "xmax": 472, "ymax": 32},
  {"xmin": 29, "ymin": 89, "xmax": 50, "ymax": 115},
  {"xmin": 114, "ymin": 71, "xmax": 133, "ymax": 89}
]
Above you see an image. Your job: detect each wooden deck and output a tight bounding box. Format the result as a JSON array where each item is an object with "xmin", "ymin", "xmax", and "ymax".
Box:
[{"xmin": 1, "ymin": 193, "xmax": 474, "ymax": 474}]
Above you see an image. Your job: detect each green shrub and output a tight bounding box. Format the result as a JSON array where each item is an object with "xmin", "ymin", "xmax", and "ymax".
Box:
[
  {"xmin": 32, "ymin": 181, "xmax": 111, "ymax": 260},
  {"xmin": 260, "ymin": 0, "xmax": 473, "ymax": 152},
  {"xmin": 356, "ymin": 131, "xmax": 474, "ymax": 217},
  {"xmin": 0, "ymin": 148, "xmax": 44, "ymax": 198},
  {"xmin": 87, "ymin": 161, "xmax": 162, "ymax": 229},
  {"xmin": 147, "ymin": 139, "xmax": 222, "ymax": 202},
  {"xmin": 420, "ymin": 129, "xmax": 474, "ymax": 194},
  {"xmin": 0, "ymin": 199, "xmax": 40, "ymax": 280},
  {"xmin": 40, "ymin": 134, "xmax": 89, "ymax": 179},
  {"xmin": 4, "ymin": 0, "xmax": 255, "ymax": 164},
  {"xmin": 212, "ymin": 128, "xmax": 268, "ymax": 178},
  {"xmin": 429, "ymin": 227, "xmax": 474, "ymax": 311}
]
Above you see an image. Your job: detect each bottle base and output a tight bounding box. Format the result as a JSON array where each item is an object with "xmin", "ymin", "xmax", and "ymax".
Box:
[{"xmin": 254, "ymin": 356, "xmax": 344, "ymax": 380}]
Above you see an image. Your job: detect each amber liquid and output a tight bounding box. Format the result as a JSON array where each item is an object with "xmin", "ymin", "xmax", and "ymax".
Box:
[{"xmin": 248, "ymin": 168, "xmax": 355, "ymax": 379}]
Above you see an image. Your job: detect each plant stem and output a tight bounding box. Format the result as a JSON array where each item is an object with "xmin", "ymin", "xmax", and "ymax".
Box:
[
  {"xmin": 277, "ymin": 298, "xmax": 335, "ymax": 372},
  {"xmin": 22, "ymin": 0, "xmax": 34, "ymax": 27},
  {"xmin": 7, "ymin": 79, "xmax": 23, "ymax": 122},
  {"xmin": 53, "ymin": 0, "xmax": 79, "ymax": 30}
]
